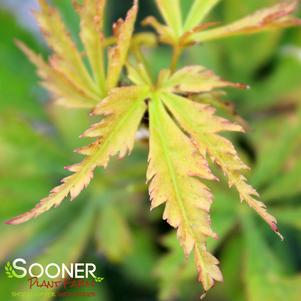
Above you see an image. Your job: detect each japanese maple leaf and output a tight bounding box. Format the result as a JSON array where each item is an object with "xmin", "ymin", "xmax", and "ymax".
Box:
[{"xmin": 6, "ymin": 0, "xmax": 301, "ymax": 294}]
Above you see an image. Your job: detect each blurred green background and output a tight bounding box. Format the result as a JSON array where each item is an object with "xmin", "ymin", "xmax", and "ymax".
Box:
[{"xmin": 0, "ymin": 0, "xmax": 300, "ymax": 300}]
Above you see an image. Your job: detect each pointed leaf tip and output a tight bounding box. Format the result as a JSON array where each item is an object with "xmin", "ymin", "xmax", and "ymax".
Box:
[
  {"xmin": 148, "ymin": 96, "xmax": 222, "ymax": 291},
  {"xmin": 190, "ymin": 0, "xmax": 301, "ymax": 43},
  {"xmin": 271, "ymin": 223, "xmax": 284, "ymax": 241},
  {"xmin": 107, "ymin": 0, "xmax": 138, "ymax": 90},
  {"xmin": 161, "ymin": 65, "xmax": 248, "ymax": 93},
  {"xmin": 160, "ymin": 93, "xmax": 279, "ymax": 237}
]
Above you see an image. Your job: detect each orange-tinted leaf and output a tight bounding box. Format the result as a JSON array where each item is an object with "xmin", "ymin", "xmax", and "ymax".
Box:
[
  {"xmin": 17, "ymin": 41, "xmax": 98, "ymax": 109},
  {"xmin": 148, "ymin": 96, "xmax": 222, "ymax": 291},
  {"xmin": 36, "ymin": 0, "xmax": 99, "ymax": 96},
  {"xmin": 77, "ymin": 0, "xmax": 107, "ymax": 95},
  {"xmin": 190, "ymin": 0, "xmax": 301, "ymax": 43},
  {"xmin": 107, "ymin": 0, "xmax": 138, "ymax": 90},
  {"xmin": 161, "ymin": 92, "xmax": 283, "ymax": 240},
  {"xmin": 161, "ymin": 65, "xmax": 248, "ymax": 93},
  {"xmin": 6, "ymin": 86, "xmax": 147, "ymax": 224}
]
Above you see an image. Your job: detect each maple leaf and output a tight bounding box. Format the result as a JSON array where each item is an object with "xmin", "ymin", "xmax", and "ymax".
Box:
[
  {"xmin": 160, "ymin": 65, "xmax": 248, "ymax": 93},
  {"xmin": 160, "ymin": 91, "xmax": 281, "ymax": 238},
  {"xmin": 147, "ymin": 96, "xmax": 223, "ymax": 290},
  {"xmin": 183, "ymin": 0, "xmax": 221, "ymax": 32},
  {"xmin": 16, "ymin": 41, "xmax": 98, "ymax": 109},
  {"xmin": 6, "ymin": 64, "xmax": 281, "ymax": 293},
  {"xmin": 151, "ymin": 70, "xmax": 282, "ymax": 290},
  {"xmin": 144, "ymin": 0, "xmax": 301, "ymax": 47},
  {"xmin": 6, "ymin": 0, "xmax": 301, "ymax": 295},
  {"xmin": 17, "ymin": 0, "xmax": 138, "ymax": 108},
  {"xmin": 76, "ymin": 0, "xmax": 106, "ymax": 94},
  {"xmin": 7, "ymin": 58, "xmax": 276, "ymax": 291},
  {"xmin": 6, "ymin": 85, "xmax": 147, "ymax": 224},
  {"xmin": 189, "ymin": 0, "xmax": 301, "ymax": 43},
  {"xmin": 120, "ymin": 63, "xmax": 281, "ymax": 290}
]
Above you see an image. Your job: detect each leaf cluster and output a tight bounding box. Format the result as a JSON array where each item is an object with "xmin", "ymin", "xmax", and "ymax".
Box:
[{"xmin": 3, "ymin": 0, "xmax": 301, "ymax": 296}]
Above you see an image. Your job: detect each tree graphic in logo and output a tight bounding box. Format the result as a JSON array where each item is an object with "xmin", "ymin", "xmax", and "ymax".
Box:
[{"xmin": 5, "ymin": 262, "xmax": 16, "ymax": 279}]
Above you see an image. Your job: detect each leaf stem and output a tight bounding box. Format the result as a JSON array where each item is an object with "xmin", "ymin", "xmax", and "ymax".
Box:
[
  {"xmin": 170, "ymin": 44, "xmax": 182, "ymax": 72},
  {"xmin": 133, "ymin": 46, "xmax": 153, "ymax": 82}
]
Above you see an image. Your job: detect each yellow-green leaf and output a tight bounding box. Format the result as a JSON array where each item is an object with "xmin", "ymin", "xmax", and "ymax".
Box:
[
  {"xmin": 184, "ymin": 0, "xmax": 221, "ymax": 32},
  {"xmin": 107, "ymin": 0, "xmax": 138, "ymax": 90},
  {"xmin": 17, "ymin": 41, "xmax": 98, "ymax": 109},
  {"xmin": 6, "ymin": 86, "xmax": 147, "ymax": 224},
  {"xmin": 160, "ymin": 65, "xmax": 247, "ymax": 93},
  {"xmin": 127, "ymin": 63, "xmax": 152, "ymax": 87},
  {"xmin": 161, "ymin": 92, "xmax": 282, "ymax": 239},
  {"xmin": 190, "ymin": 0, "xmax": 301, "ymax": 43},
  {"xmin": 77, "ymin": 0, "xmax": 106, "ymax": 95},
  {"xmin": 147, "ymin": 95, "xmax": 222, "ymax": 291},
  {"xmin": 142, "ymin": 16, "xmax": 175, "ymax": 45},
  {"xmin": 36, "ymin": 0, "xmax": 99, "ymax": 97},
  {"xmin": 156, "ymin": 0, "xmax": 183, "ymax": 37}
]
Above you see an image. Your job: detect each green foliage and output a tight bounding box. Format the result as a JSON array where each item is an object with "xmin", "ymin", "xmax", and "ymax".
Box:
[{"xmin": 1, "ymin": 0, "xmax": 301, "ymax": 300}]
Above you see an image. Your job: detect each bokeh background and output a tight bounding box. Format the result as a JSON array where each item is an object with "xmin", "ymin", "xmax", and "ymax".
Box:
[{"xmin": 0, "ymin": 0, "xmax": 301, "ymax": 300}]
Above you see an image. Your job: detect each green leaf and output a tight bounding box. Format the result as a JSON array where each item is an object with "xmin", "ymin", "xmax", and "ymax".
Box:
[
  {"xmin": 77, "ymin": 0, "xmax": 106, "ymax": 95},
  {"xmin": 219, "ymin": 236, "xmax": 244, "ymax": 301},
  {"xmin": 155, "ymin": 233, "xmax": 195, "ymax": 301},
  {"xmin": 36, "ymin": 204, "xmax": 94, "ymax": 266},
  {"xmin": 95, "ymin": 204, "xmax": 133, "ymax": 262},
  {"xmin": 243, "ymin": 57, "xmax": 301, "ymax": 113},
  {"xmin": 271, "ymin": 206, "xmax": 301, "ymax": 230},
  {"xmin": 250, "ymin": 115, "xmax": 301, "ymax": 189},
  {"xmin": 243, "ymin": 213, "xmax": 301, "ymax": 301},
  {"xmin": 156, "ymin": 0, "xmax": 183, "ymax": 37},
  {"xmin": 0, "ymin": 11, "xmax": 45, "ymax": 117},
  {"xmin": 262, "ymin": 158, "xmax": 301, "ymax": 201},
  {"xmin": 218, "ymin": 0, "xmax": 283, "ymax": 78},
  {"xmin": 127, "ymin": 63, "xmax": 152, "ymax": 87},
  {"xmin": 122, "ymin": 229, "xmax": 158, "ymax": 285},
  {"xmin": 184, "ymin": 0, "xmax": 221, "ymax": 32}
]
